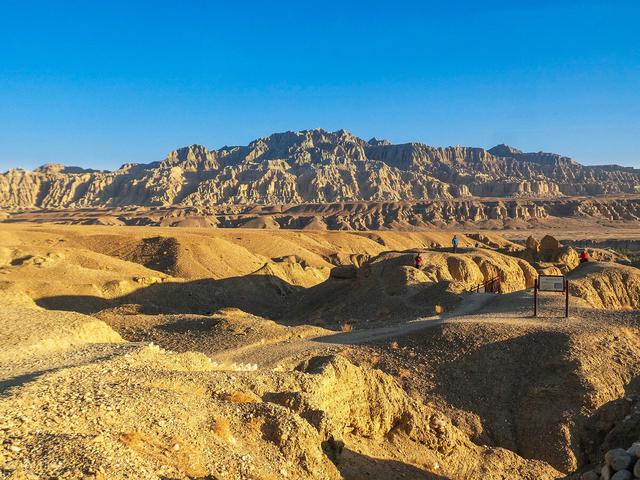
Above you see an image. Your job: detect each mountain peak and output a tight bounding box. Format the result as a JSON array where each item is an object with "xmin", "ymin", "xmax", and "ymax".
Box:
[
  {"xmin": 368, "ymin": 137, "xmax": 391, "ymax": 146},
  {"xmin": 34, "ymin": 163, "xmax": 66, "ymax": 174},
  {"xmin": 488, "ymin": 144, "xmax": 524, "ymax": 157},
  {"xmin": 163, "ymin": 144, "xmax": 218, "ymax": 171},
  {"xmin": 33, "ymin": 163, "xmax": 99, "ymax": 174}
]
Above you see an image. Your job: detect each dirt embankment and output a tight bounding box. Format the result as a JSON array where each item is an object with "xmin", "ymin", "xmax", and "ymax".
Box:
[
  {"xmin": 0, "ymin": 304, "xmax": 560, "ymax": 480},
  {"xmin": 568, "ymin": 262, "xmax": 640, "ymax": 310},
  {"xmin": 347, "ymin": 303, "xmax": 640, "ymax": 474}
]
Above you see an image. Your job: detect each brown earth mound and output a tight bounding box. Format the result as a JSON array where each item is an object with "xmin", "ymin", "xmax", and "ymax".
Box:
[
  {"xmin": 518, "ymin": 234, "xmax": 581, "ymax": 272},
  {"xmin": 296, "ymin": 247, "xmax": 537, "ymax": 327},
  {"xmin": 568, "ymin": 262, "xmax": 640, "ymax": 310},
  {"xmin": 62, "ymin": 226, "xmax": 488, "ymax": 283},
  {"xmin": 95, "ymin": 307, "xmax": 330, "ymax": 365},
  {"xmin": 0, "ymin": 282, "xmax": 123, "ymax": 367},
  {"xmin": 0, "ymin": 270, "xmax": 561, "ymax": 479},
  {"xmin": 1, "ymin": 224, "xmax": 523, "ymax": 324}
]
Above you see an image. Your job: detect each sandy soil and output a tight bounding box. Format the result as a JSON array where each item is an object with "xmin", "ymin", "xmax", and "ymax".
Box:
[{"xmin": 0, "ymin": 223, "xmax": 638, "ymax": 479}]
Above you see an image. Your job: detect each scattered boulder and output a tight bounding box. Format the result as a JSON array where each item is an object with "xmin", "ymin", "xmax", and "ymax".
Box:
[
  {"xmin": 581, "ymin": 471, "xmax": 599, "ymax": 480},
  {"xmin": 611, "ymin": 471, "xmax": 632, "ymax": 480},
  {"xmin": 540, "ymin": 235, "xmax": 562, "ymax": 254},
  {"xmin": 557, "ymin": 246, "xmax": 580, "ymax": 271},
  {"xmin": 628, "ymin": 442, "xmax": 640, "ymax": 457},
  {"xmin": 526, "ymin": 235, "xmax": 541, "ymax": 253},
  {"xmin": 604, "ymin": 448, "xmax": 633, "ymax": 471},
  {"xmin": 580, "ymin": 441, "xmax": 640, "ymax": 480}
]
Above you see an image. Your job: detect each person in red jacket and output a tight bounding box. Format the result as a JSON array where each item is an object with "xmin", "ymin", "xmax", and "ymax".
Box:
[
  {"xmin": 415, "ymin": 254, "xmax": 424, "ymax": 268},
  {"xmin": 579, "ymin": 250, "xmax": 590, "ymax": 263}
]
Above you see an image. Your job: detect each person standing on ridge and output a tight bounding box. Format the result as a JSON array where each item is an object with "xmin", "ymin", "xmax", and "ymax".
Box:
[
  {"xmin": 452, "ymin": 235, "xmax": 459, "ymax": 253},
  {"xmin": 415, "ymin": 253, "xmax": 424, "ymax": 268}
]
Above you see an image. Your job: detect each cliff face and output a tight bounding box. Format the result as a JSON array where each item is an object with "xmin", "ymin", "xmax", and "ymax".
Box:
[
  {"xmin": 5, "ymin": 197, "xmax": 640, "ymax": 231},
  {"xmin": 1, "ymin": 129, "xmax": 639, "ymax": 208}
]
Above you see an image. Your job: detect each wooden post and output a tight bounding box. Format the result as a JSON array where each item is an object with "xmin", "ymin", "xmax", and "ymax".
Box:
[
  {"xmin": 534, "ymin": 278, "xmax": 538, "ymax": 317},
  {"xmin": 565, "ymin": 279, "xmax": 569, "ymax": 318}
]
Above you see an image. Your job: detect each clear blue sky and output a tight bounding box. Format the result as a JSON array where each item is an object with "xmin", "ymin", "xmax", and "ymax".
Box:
[{"xmin": 1, "ymin": 0, "xmax": 639, "ymax": 171}]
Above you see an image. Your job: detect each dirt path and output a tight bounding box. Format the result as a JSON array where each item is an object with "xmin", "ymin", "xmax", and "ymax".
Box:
[
  {"xmin": 219, "ymin": 292, "xmax": 508, "ymax": 368},
  {"xmin": 220, "ymin": 288, "xmax": 605, "ymax": 369}
]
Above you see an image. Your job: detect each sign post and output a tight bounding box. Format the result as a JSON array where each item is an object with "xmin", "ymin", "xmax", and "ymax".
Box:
[
  {"xmin": 533, "ymin": 278, "xmax": 538, "ymax": 317},
  {"xmin": 534, "ymin": 275, "xmax": 569, "ymax": 318},
  {"xmin": 565, "ymin": 279, "xmax": 569, "ymax": 318}
]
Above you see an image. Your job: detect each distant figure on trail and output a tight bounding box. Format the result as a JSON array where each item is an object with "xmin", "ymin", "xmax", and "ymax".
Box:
[
  {"xmin": 452, "ymin": 235, "xmax": 459, "ymax": 253},
  {"xmin": 415, "ymin": 253, "xmax": 424, "ymax": 268},
  {"xmin": 579, "ymin": 250, "xmax": 590, "ymax": 263}
]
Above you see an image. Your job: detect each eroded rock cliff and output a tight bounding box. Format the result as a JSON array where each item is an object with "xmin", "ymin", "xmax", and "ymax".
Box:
[{"xmin": 1, "ymin": 129, "xmax": 639, "ymax": 209}]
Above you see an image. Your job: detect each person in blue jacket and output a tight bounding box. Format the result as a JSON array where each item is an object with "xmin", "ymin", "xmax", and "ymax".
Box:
[{"xmin": 452, "ymin": 235, "xmax": 459, "ymax": 253}]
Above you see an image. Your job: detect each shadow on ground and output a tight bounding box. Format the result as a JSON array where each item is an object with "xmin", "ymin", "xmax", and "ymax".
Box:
[
  {"xmin": 335, "ymin": 447, "xmax": 448, "ymax": 480},
  {"xmin": 36, "ymin": 274, "xmax": 304, "ymax": 320},
  {"xmin": 35, "ymin": 251, "xmax": 459, "ymax": 326}
]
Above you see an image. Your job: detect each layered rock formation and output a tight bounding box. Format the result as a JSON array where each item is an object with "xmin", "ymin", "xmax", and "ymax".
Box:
[
  {"xmin": 1, "ymin": 129, "xmax": 639, "ymax": 209},
  {"xmin": 5, "ymin": 196, "xmax": 640, "ymax": 230}
]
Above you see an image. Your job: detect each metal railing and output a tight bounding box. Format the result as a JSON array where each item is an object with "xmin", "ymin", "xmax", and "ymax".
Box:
[{"xmin": 471, "ymin": 276, "xmax": 500, "ymax": 293}]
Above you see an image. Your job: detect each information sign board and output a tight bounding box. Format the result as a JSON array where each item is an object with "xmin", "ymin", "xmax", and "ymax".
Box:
[
  {"xmin": 538, "ymin": 275, "xmax": 565, "ymax": 292},
  {"xmin": 534, "ymin": 275, "xmax": 569, "ymax": 318}
]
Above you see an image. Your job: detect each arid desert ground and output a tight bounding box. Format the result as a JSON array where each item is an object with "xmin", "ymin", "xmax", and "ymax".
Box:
[
  {"xmin": 0, "ymin": 222, "xmax": 639, "ymax": 480},
  {"xmin": 4, "ymin": 0, "xmax": 640, "ymax": 477}
]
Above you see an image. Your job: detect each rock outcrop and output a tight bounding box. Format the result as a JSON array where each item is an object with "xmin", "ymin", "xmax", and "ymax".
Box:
[
  {"xmin": 568, "ymin": 262, "xmax": 640, "ymax": 310},
  {"xmin": 518, "ymin": 235, "xmax": 581, "ymax": 272},
  {"xmin": 1, "ymin": 129, "xmax": 639, "ymax": 209}
]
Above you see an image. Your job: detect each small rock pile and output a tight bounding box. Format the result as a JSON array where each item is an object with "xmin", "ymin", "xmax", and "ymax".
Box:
[{"xmin": 581, "ymin": 442, "xmax": 640, "ymax": 480}]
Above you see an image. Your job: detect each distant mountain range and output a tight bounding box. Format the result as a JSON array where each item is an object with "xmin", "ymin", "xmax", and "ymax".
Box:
[{"xmin": 1, "ymin": 129, "xmax": 639, "ymax": 209}]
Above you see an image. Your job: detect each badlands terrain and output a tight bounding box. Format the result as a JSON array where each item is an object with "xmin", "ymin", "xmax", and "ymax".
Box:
[
  {"xmin": 1, "ymin": 129, "xmax": 639, "ymax": 479},
  {"xmin": 0, "ymin": 222, "xmax": 639, "ymax": 479},
  {"xmin": 1, "ymin": 129, "xmax": 640, "ymax": 233}
]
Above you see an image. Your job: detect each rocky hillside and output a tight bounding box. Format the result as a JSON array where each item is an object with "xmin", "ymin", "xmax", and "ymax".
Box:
[
  {"xmin": 1, "ymin": 129, "xmax": 639, "ymax": 208},
  {"xmin": 5, "ymin": 196, "xmax": 640, "ymax": 230}
]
